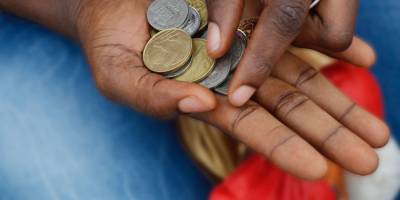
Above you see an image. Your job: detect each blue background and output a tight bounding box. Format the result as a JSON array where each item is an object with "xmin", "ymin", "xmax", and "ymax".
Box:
[{"xmin": 0, "ymin": 0, "xmax": 398, "ymax": 199}]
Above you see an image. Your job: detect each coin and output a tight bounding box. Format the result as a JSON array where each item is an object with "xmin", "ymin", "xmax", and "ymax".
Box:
[
  {"xmin": 150, "ymin": 28, "xmax": 158, "ymax": 36},
  {"xmin": 239, "ymin": 17, "xmax": 258, "ymax": 39},
  {"xmin": 200, "ymin": 53, "xmax": 232, "ymax": 88},
  {"xmin": 200, "ymin": 29, "xmax": 208, "ymax": 39},
  {"xmin": 164, "ymin": 57, "xmax": 193, "ymax": 78},
  {"xmin": 147, "ymin": 0, "xmax": 190, "ymax": 31},
  {"xmin": 229, "ymin": 30, "xmax": 247, "ymax": 71},
  {"xmin": 175, "ymin": 39, "xmax": 215, "ymax": 82},
  {"xmin": 182, "ymin": 6, "xmax": 201, "ymax": 36},
  {"xmin": 186, "ymin": 0, "xmax": 208, "ymax": 30},
  {"xmin": 310, "ymin": 0, "xmax": 320, "ymax": 9},
  {"xmin": 143, "ymin": 28, "xmax": 192, "ymax": 73},
  {"xmin": 214, "ymin": 74, "xmax": 232, "ymax": 95}
]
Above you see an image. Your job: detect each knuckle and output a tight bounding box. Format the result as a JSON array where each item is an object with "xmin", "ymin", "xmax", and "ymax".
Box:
[
  {"xmin": 252, "ymin": 62, "xmax": 273, "ymax": 75},
  {"xmin": 321, "ymin": 28, "xmax": 354, "ymax": 51},
  {"xmin": 93, "ymin": 68, "xmax": 115, "ymax": 99},
  {"xmin": 135, "ymin": 75, "xmax": 176, "ymax": 119},
  {"xmin": 231, "ymin": 105, "xmax": 260, "ymax": 133},
  {"xmin": 274, "ymin": 90, "xmax": 309, "ymax": 118},
  {"xmin": 271, "ymin": 0, "xmax": 308, "ymax": 37},
  {"xmin": 268, "ymin": 133, "xmax": 296, "ymax": 158},
  {"xmin": 295, "ymin": 66, "xmax": 319, "ymax": 87},
  {"xmin": 320, "ymin": 125, "xmax": 343, "ymax": 149}
]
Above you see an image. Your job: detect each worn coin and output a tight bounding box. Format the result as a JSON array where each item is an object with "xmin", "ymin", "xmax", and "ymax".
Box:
[
  {"xmin": 182, "ymin": 6, "xmax": 201, "ymax": 36},
  {"xmin": 239, "ymin": 17, "xmax": 258, "ymax": 39},
  {"xmin": 147, "ymin": 0, "xmax": 189, "ymax": 31},
  {"xmin": 143, "ymin": 28, "xmax": 192, "ymax": 73},
  {"xmin": 310, "ymin": 0, "xmax": 320, "ymax": 9},
  {"xmin": 200, "ymin": 54, "xmax": 232, "ymax": 88},
  {"xmin": 164, "ymin": 57, "xmax": 193, "ymax": 78},
  {"xmin": 186, "ymin": 0, "xmax": 208, "ymax": 30},
  {"xmin": 200, "ymin": 29, "xmax": 208, "ymax": 39},
  {"xmin": 214, "ymin": 74, "xmax": 232, "ymax": 95},
  {"xmin": 229, "ymin": 29, "xmax": 248, "ymax": 71},
  {"xmin": 175, "ymin": 39, "xmax": 215, "ymax": 83}
]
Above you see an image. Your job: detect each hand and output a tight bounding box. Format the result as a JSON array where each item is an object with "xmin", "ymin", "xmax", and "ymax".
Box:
[
  {"xmin": 76, "ymin": 0, "xmax": 217, "ymax": 118},
  {"xmin": 206, "ymin": 0, "xmax": 362, "ymax": 106},
  {"xmin": 193, "ymin": 52, "xmax": 389, "ymax": 179},
  {"xmin": 1, "ymin": 0, "xmax": 389, "ymax": 180}
]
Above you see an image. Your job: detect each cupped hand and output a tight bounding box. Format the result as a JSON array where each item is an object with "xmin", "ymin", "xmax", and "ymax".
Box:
[
  {"xmin": 206, "ymin": 0, "xmax": 367, "ymax": 107},
  {"xmin": 74, "ymin": 0, "xmax": 388, "ymax": 179},
  {"xmin": 76, "ymin": 0, "xmax": 217, "ymax": 118}
]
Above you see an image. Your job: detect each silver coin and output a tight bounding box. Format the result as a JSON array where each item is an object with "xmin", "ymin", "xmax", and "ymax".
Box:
[
  {"xmin": 200, "ymin": 29, "xmax": 208, "ymax": 39},
  {"xmin": 310, "ymin": 0, "xmax": 320, "ymax": 9},
  {"xmin": 163, "ymin": 57, "xmax": 193, "ymax": 78},
  {"xmin": 229, "ymin": 29, "xmax": 247, "ymax": 71},
  {"xmin": 200, "ymin": 54, "xmax": 232, "ymax": 88},
  {"xmin": 214, "ymin": 74, "xmax": 232, "ymax": 96},
  {"xmin": 147, "ymin": 0, "xmax": 189, "ymax": 31},
  {"xmin": 182, "ymin": 6, "xmax": 201, "ymax": 36}
]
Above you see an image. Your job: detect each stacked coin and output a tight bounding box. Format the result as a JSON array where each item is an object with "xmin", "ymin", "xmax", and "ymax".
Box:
[{"xmin": 144, "ymin": 0, "xmax": 249, "ymax": 95}]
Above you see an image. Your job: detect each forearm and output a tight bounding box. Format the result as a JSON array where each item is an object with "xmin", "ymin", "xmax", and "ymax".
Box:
[{"xmin": 0, "ymin": 0, "xmax": 80, "ymax": 37}]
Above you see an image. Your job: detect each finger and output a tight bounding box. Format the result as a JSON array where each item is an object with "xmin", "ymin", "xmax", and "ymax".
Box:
[
  {"xmin": 89, "ymin": 44, "xmax": 217, "ymax": 118},
  {"xmin": 290, "ymin": 37, "xmax": 376, "ymax": 70},
  {"xmin": 193, "ymin": 96, "xmax": 327, "ymax": 180},
  {"xmin": 206, "ymin": 0, "xmax": 244, "ymax": 58},
  {"xmin": 296, "ymin": 0, "xmax": 358, "ymax": 51},
  {"xmin": 322, "ymin": 36, "xmax": 377, "ymax": 68},
  {"xmin": 272, "ymin": 53, "xmax": 390, "ymax": 148},
  {"xmin": 80, "ymin": 0, "xmax": 217, "ymax": 118},
  {"xmin": 256, "ymin": 77, "xmax": 379, "ymax": 175},
  {"xmin": 228, "ymin": 0, "xmax": 310, "ymax": 107}
]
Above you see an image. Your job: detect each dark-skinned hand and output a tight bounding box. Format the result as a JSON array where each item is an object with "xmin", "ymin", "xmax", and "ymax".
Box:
[
  {"xmin": 206, "ymin": 0, "xmax": 366, "ymax": 107},
  {"xmin": 0, "ymin": 0, "xmax": 389, "ymax": 180}
]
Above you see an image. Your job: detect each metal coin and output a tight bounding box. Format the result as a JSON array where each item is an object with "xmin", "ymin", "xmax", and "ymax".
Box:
[
  {"xmin": 239, "ymin": 17, "xmax": 258, "ymax": 39},
  {"xmin": 186, "ymin": 0, "xmax": 208, "ymax": 30},
  {"xmin": 229, "ymin": 30, "xmax": 248, "ymax": 71},
  {"xmin": 147, "ymin": 0, "xmax": 189, "ymax": 31},
  {"xmin": 143, "ymin": 28, "xmax": 192, "ymax": 73},
  {"xmin": 200, "ymin": 29, "xmax": 208, "ymax": 39},
  {"xmin": 310, "ymin": 0, "xmax": 320, "ymax": 9},
  {"xmin": 163, "ymin": 57, "xmax": 192, "ymax": 78},
  {"xmin": 214, "ymin": 74, "xmax": 232, "ymax": 96},
  {"xmin": 175, "ymin": 39, "xmax": 215, "ymax": 83},
  {"xmin": 182, "ymin": 6, "xmax": 201, "ymax": 36},
  {"xmin": 200, "ymin": 53, "xmax": 232, "ymax": 89},
  {"xmin": 150, "ymin": 28, "xmax": 158, "ymax": 36}
]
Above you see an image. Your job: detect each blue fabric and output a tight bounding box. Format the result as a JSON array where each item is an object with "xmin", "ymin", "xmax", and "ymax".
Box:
[
  {"xmin": 0, "ymin": 13, "xmax": 211, "ymax": 200},
  {"xmin": 0, "ymin": 0, "xmax": 399, "ymax": 199},
  {"xmin": 357, "ymin": 1, "xmax": 400, "ymax": 199},
  {"xmin": 357, "ymin": 0, "xmax": 400, "ymax": 142}
]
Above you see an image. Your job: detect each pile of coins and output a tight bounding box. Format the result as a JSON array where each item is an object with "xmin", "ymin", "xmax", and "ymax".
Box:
[
  {"xmin": 144, "ymin": 0, "xmax": 248, "ymax": 95},
  {"xmin": 143, "ymin": 0, "xmax": 320, "ymax": 95}
]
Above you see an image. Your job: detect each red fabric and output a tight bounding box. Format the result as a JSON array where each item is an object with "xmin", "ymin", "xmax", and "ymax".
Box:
[
  {"xmin": 210, "ymin": 62, "xmax": 385, "ymax": 200},
  {"xmin": 210, "ymin": 155, "xmax": 336, "ymax": 200}
]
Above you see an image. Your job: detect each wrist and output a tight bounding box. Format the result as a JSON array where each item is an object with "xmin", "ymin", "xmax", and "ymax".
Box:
[{"xmin": 0, "ymin": 0, "xmax": 82, "ymax": 39}]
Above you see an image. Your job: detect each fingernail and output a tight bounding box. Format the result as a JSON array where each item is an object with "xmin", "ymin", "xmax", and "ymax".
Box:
[
  {"xmin": 207, "ymin": 22, "xmax": 221, "ymax": 52},
  {"xmin": 178, "ymin": 96, "xmax": 210, "ymax": 113},
  {"xmin": 230, "ymin": 85, "xmax": 256, "ymax": 107}
]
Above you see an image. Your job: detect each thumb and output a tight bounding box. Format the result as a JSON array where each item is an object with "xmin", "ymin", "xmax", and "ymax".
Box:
[{"xmin": 206, "ymin": 0, "xmax": 244, "ymax": 58}]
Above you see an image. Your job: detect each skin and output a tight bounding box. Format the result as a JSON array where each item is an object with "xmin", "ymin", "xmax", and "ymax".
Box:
[
  {"xmin": 0, "ymin": 0, "xmax": 390, "ymax": 180},
  {"xmin": 206, "ymin": 0, "xmax": 366, "ymax": 106}
]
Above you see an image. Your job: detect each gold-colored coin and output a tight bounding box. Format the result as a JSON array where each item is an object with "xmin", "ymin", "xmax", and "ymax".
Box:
[
  {"xmin": 143, "ymin": 28, "xmax": 192, "ymax": 73},
  {"xmin": 150, "ymin": 28, "xmax": 158, "ymax": 37},
  {"xmin": 187, "ymin": 0, "xmax": 208, "ymax": 30},
  {"xmin": 175, "ymin": 39, "xmax": 215, "ymax": 83}
]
